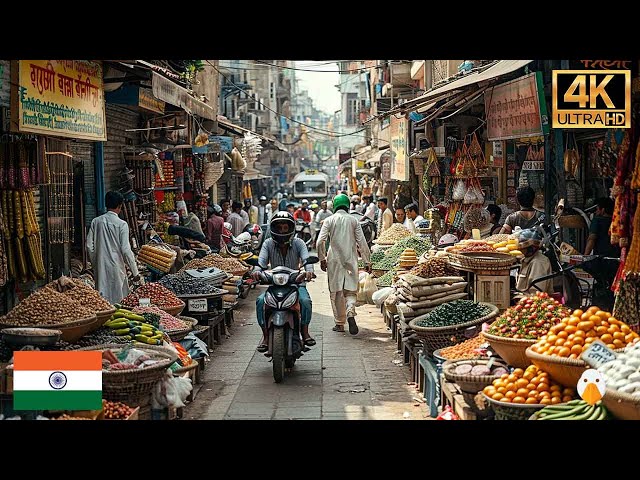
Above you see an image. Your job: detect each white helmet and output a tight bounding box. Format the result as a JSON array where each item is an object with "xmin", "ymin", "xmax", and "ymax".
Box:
[
  {"xmin": 351, "ymin": 195, "xmax": 360, "ymax": 202},
  {"xmin": 438, "ymin": 233, "xmax": 459, "ymax": 246},
  {"xmin": 223, "ymin": 222, "xmax": 232, "ymax": 231},
  {"xmin": 301, "ymin": 199, "xmax": 309, "ymax": 205},
  {"xmin": 236, "ymin": 232, "xmax": 252, "ymax": 243}
]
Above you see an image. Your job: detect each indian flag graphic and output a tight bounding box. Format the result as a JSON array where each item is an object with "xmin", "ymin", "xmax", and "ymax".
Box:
[{"xmin": 13, "ymin": 351, "xmax": 102, "ymax": 410}]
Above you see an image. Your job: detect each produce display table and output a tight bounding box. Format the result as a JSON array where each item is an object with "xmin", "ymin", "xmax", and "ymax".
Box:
[
  {"xmin": 177, "ymin": 291, "xmax": 227, "ymax": 352},
  {"xmin": 439, "ymin": 375, "xmax": 493, "ymax": 420},
  {"xmin": 419, "ymin": 354, "xmax": 441, "ymax": 418}
]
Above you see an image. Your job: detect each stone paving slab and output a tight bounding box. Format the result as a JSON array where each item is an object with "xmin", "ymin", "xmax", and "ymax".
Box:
[{"xmin": 185, "ymin": 271, "xmax": 427, "ymax": 421}]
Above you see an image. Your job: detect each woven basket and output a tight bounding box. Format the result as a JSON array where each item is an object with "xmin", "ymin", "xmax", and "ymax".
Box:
[
  {"xmin": 172, "ymin": 360, "xmax": 199, "ymax": 376},
  {"xmin": 443, "ymin": 359, "xmax": 508, "ymax": 394},
  {"xmin": 557, "ymin": 214, "xmax": 587, "ymax": 229},
  {"xmin": 483, "ymin": 393, "xmax": 546, "ymax": 420},
  {"xmin": 601, "ymin": 388, "xmax": 640, "ymax": 420},
  {"xmin": 525, "ymin": 345, "xmax": 623, "ymax": 388},
  {"xmin": 165, "ymin": 316, "xmax": 198, "ymax": 342},
  {"xmin": 445, "ymin": 248, "xmax": 516, "ymax": 270},
  {"xmin": 95, "ymin": 308, "xmax": 117, "ymax": 330},
  {"xmin": 78, "ymin": 343, "xmax": 177, "ymax": 405},
  {"xmin": 482, "ymin": 332, "xmax": 536, "ymax": 368},
  {"xmin": 0, "ymin": 315, "xmax": 98, "ymax": 343},
  {"xmin": 159, "ymin": 302, "xmax": 185, "ymax": 317},
  {"xmin": 408, "ymin": 303, "xmax": 499, "ymax": 358}
]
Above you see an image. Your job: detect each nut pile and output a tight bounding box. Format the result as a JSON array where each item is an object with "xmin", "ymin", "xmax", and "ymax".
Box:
[
  {"xmin": 179, "ymin": 254, "xmax": 247, "ymax": 274},
  {"xmin": 373, "ymin": 236, "xmax": 433, "ymax": 270},
  {"xmin": 121, "ymin": 283, "xmax": 183, "ymax": 309},
  {"xmin": 57, "ymin": 281, "xmax": 113, "ymax": 312},
  {"xmin": 409, "ymin": 256, "xmax": 450, "ymax": 278},
  {"xmin": 158, "ymin": 274, "xmax": 226, "ymax": 296},
  {"xmin": 132, "ymin": 306, "xmax": 190, "ymax": 331},
  {"xmin": 376, "ymin": 224, "xmax": 412, "ymax": 244},
  {"xmin": 0, "ymin": 288, "xmax": 95, "ymax": 326}
]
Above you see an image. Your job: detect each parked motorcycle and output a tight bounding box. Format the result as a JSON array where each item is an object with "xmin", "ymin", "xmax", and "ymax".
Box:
[
  {"xmin": 295, "ymin": 219, "xmax": 313, "ymax": 247},
  {"xmin": 255, "ymin": 255, "xmax": 319, "ymax": 383}
]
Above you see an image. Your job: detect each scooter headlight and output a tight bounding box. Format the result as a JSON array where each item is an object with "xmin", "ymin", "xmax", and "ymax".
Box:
[
  {"xmin": 264, "ymin": 291, "xmax": 278, "ymax": 307},
  {"xmin": 273, "ymin": 273, "xmax": 289, "ymax": 286},
  {"xmin": 280, "ymin": 290, "xmax": 298, "ymax": 309}
]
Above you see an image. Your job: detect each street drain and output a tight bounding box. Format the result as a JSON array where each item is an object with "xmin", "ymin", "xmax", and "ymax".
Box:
[{"xmin": 335, "ymin": 382, "xmax": 369, "ymax": 394}]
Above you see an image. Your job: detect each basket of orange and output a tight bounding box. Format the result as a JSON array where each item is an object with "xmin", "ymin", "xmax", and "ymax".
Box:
[
  {"xmin": 482, "ymin": 365, "xmax": 577, "ymax": 420},
  {"xmin": 525, "ymin": 305, "xmax": 640, "ymax": 388}
]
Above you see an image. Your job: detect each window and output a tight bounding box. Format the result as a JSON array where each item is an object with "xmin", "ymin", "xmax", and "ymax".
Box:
[
  {"xmin": 270, "ymin": 82, "xmax": 275, "ymax": 99},
  {"xmin": 295, "ymin": 181, "xmax": 326, "ymax": 195},
  {"xmin": 243, "ymin": 70, "xmax": 248, "ymax": 83},
  {"xmin": 346, "ymin": 93, "xmax": 358, "ymax": 126}
]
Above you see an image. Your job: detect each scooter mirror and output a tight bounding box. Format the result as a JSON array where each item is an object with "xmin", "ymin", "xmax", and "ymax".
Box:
[{"xmin": 304, "ymin": 255, "xmax": 320, "ymax": 265}]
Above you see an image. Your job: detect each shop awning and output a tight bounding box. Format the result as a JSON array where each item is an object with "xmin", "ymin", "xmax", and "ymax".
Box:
[
  {"xmin": 375, "ymin": 60, "xmax": 534, "ymax": 120},
  {"xmin": 244, "ymin": 167, "xmax": 270, "ymax": 180},
  {"xmin": 338, "ymin": 159, "xmax": 352, "ymax": 172},
  {"xmin": 217, "ymin": 116, "xmax": 287, "ymax": 151},
  {"xmin": 365, "ymin": 146, "xmax": 391, "ymax": 165},
  {"xmin": 151, "ymin": 72, "xmax": 217, "ymax": 121}
]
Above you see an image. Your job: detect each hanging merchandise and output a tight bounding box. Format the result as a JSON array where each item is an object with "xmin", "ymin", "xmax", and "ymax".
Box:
[
  {"xmin": 0, "ymin": 205, "xmax": 7, "ymax": 287},
  {"xmin": 230, "ymin": 147, "xmax": 246, "ymax": 172},
  {"xmin": 564, "ymin": 133, "xmax": 580, "ymax": 177},
  {"xmin": 469, "ymin": 132, "xmax": 486, "ymax": 170},
  {"xmin": 46, "ymin": 141, "xmax": 74, "ymax": 245},
  {"xmin": 452, "ymin": 179, "xmax": 467, "ymax": 201}
]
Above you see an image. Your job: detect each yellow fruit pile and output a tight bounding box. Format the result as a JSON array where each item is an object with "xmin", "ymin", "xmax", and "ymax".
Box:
[
  {"xmin": 483, "ymin": 365, "xmax": 576, "ymax": 405},
  {"xmin": 530, "ymin": 305, "xmax": 640, "ymax": 357},
  {"xmin": 489, "ymin": 238, "xmax": 522, "ymax": 256}
]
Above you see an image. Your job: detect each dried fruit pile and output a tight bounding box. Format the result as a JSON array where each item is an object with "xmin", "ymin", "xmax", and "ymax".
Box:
[
  {"xmin": 102, "ymin": 399, "xmax": 135, "ymax": 419},
  {"xmin": 179, "ymin": 254, "xmax": 247, "ymax": 274},
  {"xmin": 132, "ymin": 305, "xmax": 190, "ymax": 331},
  {"xmin": 375, "ymin": 223, "xmax": 412, "ymax": 244},
  {"xmin": 486, "ymin": 292, "xmax": 568, "ymax": 339},
  {"xmin": 121, "ymin": 283, "xmax": 183, "ymax": 309},
  {"xmin": 158, "ymin": 273, "xmax": 225, "ymax": 296},
  {"xmin": 439, "ymin": 335, "xmax": 487, "ymax": 360}
]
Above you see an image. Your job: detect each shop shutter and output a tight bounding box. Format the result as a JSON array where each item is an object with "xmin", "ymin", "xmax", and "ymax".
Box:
[{"xmin": 103, "ymin": 105, "xmax": 140, "ymax": 194}]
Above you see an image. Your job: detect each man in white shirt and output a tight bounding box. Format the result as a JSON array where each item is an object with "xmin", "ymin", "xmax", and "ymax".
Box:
[
  {"xmin": 257, "ymin": 196, "xmax": 270, "ymax": 226},
  {"xmin": 405, "ymin": 203, "xmax": 424, "ymax": 225},
  {"xmin": 376, "ymin": 197, "xmax": 393, "ymax": 236},
  {"xmin": 86, "ymin": 191, "xmax": 140, "ymax": 304},
  {"xmin": 363, "ymin": 195, "xmax": 377, "ymax": 221},
  {"xmin": 228, "ymin": 201, "xmax": 249, "ymax": 237}
]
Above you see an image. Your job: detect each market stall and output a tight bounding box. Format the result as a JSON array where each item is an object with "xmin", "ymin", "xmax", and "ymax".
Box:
[{"xmin": 368, "ymin": 218, "xmax": 640, "ymax": 420}]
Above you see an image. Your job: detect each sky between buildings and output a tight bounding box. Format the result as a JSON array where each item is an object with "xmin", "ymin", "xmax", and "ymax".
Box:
[{"xmin": 294, "ymin": 61, "xmax": 341, "ymax": 115}]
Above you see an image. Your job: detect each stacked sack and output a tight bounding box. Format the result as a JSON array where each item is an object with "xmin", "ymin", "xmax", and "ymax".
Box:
[{"xmin": 393, "ymin": 274, "xmax": 468, "ymax": 319}]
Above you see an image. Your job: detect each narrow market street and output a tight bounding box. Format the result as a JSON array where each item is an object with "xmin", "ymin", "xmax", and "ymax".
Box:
[{"xmin": 185, "ymin": 269, "xmax": 429, "ymax": 420}]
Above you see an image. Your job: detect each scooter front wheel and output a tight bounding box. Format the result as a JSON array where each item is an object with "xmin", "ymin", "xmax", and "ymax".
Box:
[{"xmin": 272, "ymin": 327, "xmax": 285, "ymax": 383}]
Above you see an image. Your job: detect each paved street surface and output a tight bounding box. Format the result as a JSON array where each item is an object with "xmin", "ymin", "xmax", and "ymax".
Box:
[{"xmin": 185, "ymin": 269, "xmax": 429, "ymax": 420}]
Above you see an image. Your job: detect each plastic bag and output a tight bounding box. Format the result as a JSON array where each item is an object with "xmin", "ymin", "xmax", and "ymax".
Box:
[
  {"xmin": 152, "ymin": 370, "xmax": 193, "ymax": 409},
  {"xmin": 372, "ymin": 287, "xmax": 394, "ymax": 306},
  {"xmin": 362, "ymin": 273, "xmax": 378, "ymax": 304},
  {"xmin": 437, "ymin": 405, "xmax": 460, "ymax": 420},
  {"xmin": 357, "ymin": 275, "xmax": 368, "ymax": 303},
  {"xmin": 452, "ymin": 180, "xmax": 467, "ymax": 201}
]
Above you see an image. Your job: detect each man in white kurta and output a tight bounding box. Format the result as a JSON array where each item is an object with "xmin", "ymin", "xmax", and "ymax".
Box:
[
  {"xmin": 317, "ymin": 194, "xmax": 371, "ymax": 335},
  {"xmin": 86, "ymin": 191, "xmax": 140, "ymax": 304}
]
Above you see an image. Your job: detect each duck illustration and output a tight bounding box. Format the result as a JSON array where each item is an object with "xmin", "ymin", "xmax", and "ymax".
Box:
[{"xmin": 577, "ymin": 369, "xmax": 606, "ymax": 405}]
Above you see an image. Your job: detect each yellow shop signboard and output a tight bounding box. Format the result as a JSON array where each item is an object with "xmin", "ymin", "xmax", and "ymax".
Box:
[{"xmin": 11, "ymin": 60, "xmax": 107, "ymax": 141}]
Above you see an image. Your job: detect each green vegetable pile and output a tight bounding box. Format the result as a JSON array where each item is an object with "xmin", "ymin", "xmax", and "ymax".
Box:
[
  {"xmin": 376, "ymin": 270, "xmax": 396, "ymax": 287},
  {"xmin": 373, "ymin": 236, "xmax": 432, "ymax": 270},
  {"xmin": 370, "ymin": 251, "xmax": 386, "ymax": 264},
  {"xmin": 414, "ymin": 300, "xmax": 492, "ymax": 328}
]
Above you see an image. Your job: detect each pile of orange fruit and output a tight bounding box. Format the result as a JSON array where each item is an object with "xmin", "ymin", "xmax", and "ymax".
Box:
[
  {"xmin": 483, "ymin": 365, "xmax": 576, "ymax": 405},
  {"xmin": 530, "ymin": 305, "xmax": 640, "ymax": 358}
]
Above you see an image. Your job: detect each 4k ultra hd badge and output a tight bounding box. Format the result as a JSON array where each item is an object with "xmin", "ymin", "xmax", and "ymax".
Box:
[{"xmin": 552, "ymin": 70, "xmax": 631, "ymax": 128}]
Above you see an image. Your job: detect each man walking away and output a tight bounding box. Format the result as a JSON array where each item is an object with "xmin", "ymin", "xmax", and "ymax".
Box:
[
  {"xmin": 244, "ymin": 198, "xmax": 258, "ymax": 225},
  {"xmin": 317, "ymin": 193, "xmax": 371, "ymax": 335},
  {"xmin": 86, "ymin": 191, "xmax": 140, "ymax": 304}
]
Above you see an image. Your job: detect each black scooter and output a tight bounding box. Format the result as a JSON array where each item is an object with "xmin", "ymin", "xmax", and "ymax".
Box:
[{"xmin": 256, "ymin": 256, "xmax": 319, "ymax": 383}]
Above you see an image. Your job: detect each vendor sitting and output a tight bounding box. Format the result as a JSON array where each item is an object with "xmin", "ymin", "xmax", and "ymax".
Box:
[{"xmin": 515, "ymin": 228, "xmax": 553, "ymax": 296}]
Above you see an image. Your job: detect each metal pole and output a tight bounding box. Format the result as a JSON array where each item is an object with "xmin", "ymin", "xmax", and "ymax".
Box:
[{"xmin": 95, "ymin": 142, "xmax": 105, "ymax": 215}]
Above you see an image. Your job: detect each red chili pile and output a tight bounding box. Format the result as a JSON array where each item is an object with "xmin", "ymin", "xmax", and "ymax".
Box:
[
  {"xmin": 121, "ymin": 283, "xmax": 183, "ymax": 308},
  {"xmin": 487, "ymin": 292, "xmax": 570, "ymax": 339}
]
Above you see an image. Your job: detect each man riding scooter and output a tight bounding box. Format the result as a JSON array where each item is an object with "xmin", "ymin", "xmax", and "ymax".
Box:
[{"xmin": 252, "ymin": 212, "xmax": 316, "ymax": 352}]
